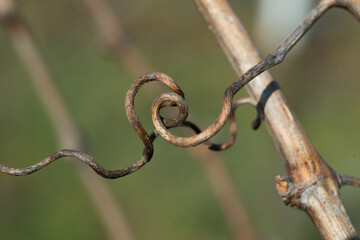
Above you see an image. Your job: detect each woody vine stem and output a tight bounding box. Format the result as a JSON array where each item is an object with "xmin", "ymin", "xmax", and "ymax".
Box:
[{"xmin": 1, "ymin": 0, "xmax": 360, "ymax": 238}]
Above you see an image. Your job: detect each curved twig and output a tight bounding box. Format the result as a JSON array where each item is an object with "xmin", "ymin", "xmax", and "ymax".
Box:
[
  {"xmin": 334, "ymin": 0, "xmax": 360, "ymax": 21},
  {"xmin": 338, "ymin": 174, "xmax": 360, "ymax": 188},
  {"xmin": 0, "ymin": 130, "xmax": 159, "ymax": 178},
  {"xmin": 0, "ymin": 111, "xmax": 258, "ymax": 178},
  {"xmin": 173, "ymin": 97, "xmax": 262, "ymax": 152},
  {"xmin": 0, "ymin": 72, "xmax": 186, "ymax": 178},
  {"xmin": 204, "ymin": 97, "xmax": 263, "ymax": 151},
  {"xmin": 0, "ymin": 69, "xmax": 260, "ymax": 178}
]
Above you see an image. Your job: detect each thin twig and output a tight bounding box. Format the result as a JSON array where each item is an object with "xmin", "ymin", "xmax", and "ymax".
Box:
[{"xmin": 339, "ymin": 174, "xmax": 360, "ymax": 188}]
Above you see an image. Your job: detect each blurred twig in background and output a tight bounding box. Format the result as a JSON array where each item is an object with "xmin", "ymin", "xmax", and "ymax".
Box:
[
  {"xmin": 0, "ymin": 0, "xmax": 133, "ymax": 239},
  {"xmin": 80, "ymin": 0, "xmax": 258, "ymax": 239}
]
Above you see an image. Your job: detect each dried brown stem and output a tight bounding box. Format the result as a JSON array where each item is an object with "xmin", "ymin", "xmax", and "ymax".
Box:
[
  {"xmin": 334, "ymin": 0, "xmax": 360, "ymax": 20},
  {"xmin": 339, "ymin": 174, "xmax": 360, "ymax": 188},
  {"xmin": 0, "ymin": 148, "xmax": 145, "ymax": 178},
  {"xmin": 0, "ymin": 68, "xmax": 257, "ymax": 178}
]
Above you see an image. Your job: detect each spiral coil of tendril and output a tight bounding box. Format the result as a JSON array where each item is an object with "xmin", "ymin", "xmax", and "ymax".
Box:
[
  {"xmin": 3, "ymin": 0, "xmax": 355, "ymax": 178},
  {"xmin": 0, "ymin": 71, "xmax": 262, "ymax": 179}
]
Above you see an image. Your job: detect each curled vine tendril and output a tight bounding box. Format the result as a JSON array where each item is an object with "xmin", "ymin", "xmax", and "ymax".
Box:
[
  {"xmin": 1, "ymin": 0, "xmax": 359, "ymax": 179},
  {"xmin": 0, "ymin": 71, "xmax": 262, "ymax": 179}
]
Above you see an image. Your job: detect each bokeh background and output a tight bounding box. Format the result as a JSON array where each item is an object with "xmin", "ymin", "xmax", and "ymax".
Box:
[{"xmin": 0, "ymin": 0, "xmax": 359, "ymax": 239}]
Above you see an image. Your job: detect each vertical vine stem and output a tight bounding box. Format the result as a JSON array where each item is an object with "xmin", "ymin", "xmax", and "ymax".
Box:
[{"xmin": 193, "ymin": 0, "xmax": 358, "ymax": 239}]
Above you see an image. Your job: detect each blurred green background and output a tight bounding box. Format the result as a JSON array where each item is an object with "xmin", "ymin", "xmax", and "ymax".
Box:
[{"xmin": 0, "ymin": 0, "xmax": 359, "ymax": 239}]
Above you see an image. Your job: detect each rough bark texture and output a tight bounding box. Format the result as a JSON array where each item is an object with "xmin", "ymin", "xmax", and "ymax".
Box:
[{"xmin": 193, "ymin": 0, "xmax": 358, "ymax": 239}]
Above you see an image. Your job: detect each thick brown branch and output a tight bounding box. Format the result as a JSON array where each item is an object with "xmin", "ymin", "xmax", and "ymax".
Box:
[{"xmin": 193, "ymin": 0, "xmax": 359, "ymax": 239}]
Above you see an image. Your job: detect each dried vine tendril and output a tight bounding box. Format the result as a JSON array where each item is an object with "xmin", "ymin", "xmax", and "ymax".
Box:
[
  {"xmin": 0, "ymin": 72, "xmax": 261, "ymax": 179},
  {"xmin": 1, "ymin": 0, "xmax": 357, "ymax": 178}
]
